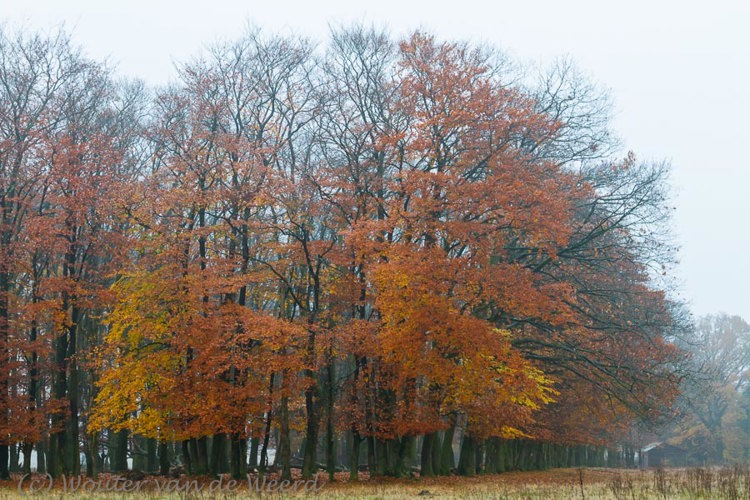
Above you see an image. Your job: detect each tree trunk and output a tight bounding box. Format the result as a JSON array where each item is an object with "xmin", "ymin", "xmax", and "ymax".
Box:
[
  {"xmin": 301, "ymin": 372, "xmax": 318, "ymax": 479},
  {"xmin": 494, "ymin": 439, "xmax": 506, "ymax": 473},
  {"xmin": 195, "ymin": 437, "xmax": 208, "ymax": 475},
  {"xmin": 457, "ymin": 434, "xmax": 476, "ymax": 477},
  {"xmin": 325, "ymin": 363, "xmax": 335, "ymax": 481},
  {"xmin": 9, "ymin": 443, "xmax": 19, "ymax": 473},
  {"xmin": 374, "ymin": 439, "xmax": 388, "ymax": 476},
  {"xmin": 0, "ymin": 250, "xmax": 11, "ymax": 479},
  {"xmin": 49, "ymin": 331, "xmax": 68, "ymax": 477},
  {"xmin": 182, "ymin": 440, "xmax": 192, "ymax": 475},
  {"xmin": 210, "ymin": 434, "xmax": 227, "ymax": 475},
  {"xmin": 22, "ymin": 443, "xmax": 33, "ymax": 475},
  {"xmin": 474, "ymin": 439, "xmax": 487, "ymax": 474},
  {"xmin": 159, "ymin": 441, "xmax": 169, "ymax": 476},
  {"xmin": 230, "ymin": 433, "xmax": 243, "ymax": 479},
  {"xmin": 439, "ymin": 423, "xmax": 455, "ymax": 475},
  {"xmin": 475, "ymin": 439, "xmax": 485, "ymax": 474},
  {"xmin": 85, "ymin": 432, "xmax": 98, "ymax": 477},
  {"xmin": 249, "ymin": 435, "xmax": 259, "ymax": 472},
  {"xmin": 387, "ymin": 438, "xmax": 400, "ymax": 476},
  {"xmin": 397, "ymin": 435, "xmax": 416, "ymax": 478},
  {"xmin": 36, "ymin": 439, "xmax": 47, "ymax": 474},
  {"xmin": 421, "ymin": 433, "xmax": 436, "ymax": 477},
  {"xmin": 350, "ymin": 430, "xmax": 361, "ymax": 481},
  {"xmin": 112, "ymin": 429, "xmax": 128, "ymax": 472},
  {"xmin": 66, "ymin": 325, "xmax": 80, "ymax": 475},
  {"xmin": 259, "ymin": 373, "xmax": 275, "ymax": 472},
  {"xmin": 146, "ymin": 437, "xmax": 157, "ymax": 473},
  {"xmin": 279, "ymin": 393, "xmax": 292, "ymax": 481},
  {"xmin": 23, "ymin": 309, "xmax": 40, "ymax": 477},
  {"xmin": 133, "ymin": 435, "xmax": 145, "ymax": 472},
  {"xmin": 367, "ymin": 435, "xmax": 376, "ymax": 475}
]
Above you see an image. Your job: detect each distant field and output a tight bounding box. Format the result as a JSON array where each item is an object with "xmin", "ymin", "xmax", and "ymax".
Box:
[{"xmin": 2, "ymin": 466, "xmax": 748, "ymax": 498}]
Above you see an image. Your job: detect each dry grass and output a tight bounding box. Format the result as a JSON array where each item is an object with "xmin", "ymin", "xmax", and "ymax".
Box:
[{"xmin": 1, "ymin": 466, "xmax": 750, "ymax": 498}]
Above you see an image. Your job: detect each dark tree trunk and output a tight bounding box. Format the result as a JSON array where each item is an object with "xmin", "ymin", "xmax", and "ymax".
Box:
[
  {"xmin": 367, "ymin": 435, "xmax": 376, "ymax": 475},
  {"xmin": 421, "ymin": 433, "xmax": 436, "ymax": 477},
  {"xmin": 209, "ymin": 434, "xmax": 227, "ymax": 475},
  {"xmin": 386, "ymin": 438, "xmax": 399, "ymax": 476},
  {"xmin": 375, "ymin": 438, "xmax": 388, "ymax": 476},
  {"xmin": 159, "ymin": 441, "xmax": 169, "ymax": 476},
  {"xmin": 439, "ymin": 423, "xmax": 455, "ymax": 475},
  {"xmin": 325, "ymin": 362, "xmax": 336, "ymax": 482},
  {"xmin": 182, "ymin": 440, "xmax": 192, "ymax": 475},
  {"xmin": 112, "ymin": 429, "xmax": 128, "ymax": 472},
  {"xmin": 350, "ymin": 431, "xmax": 362, "ymax": 481},
  {"xmin": 195, "ymin": 437, "xmax": 208, "ymax": 475},
  {"xmin": 9, "ymin": 443, "xmax": 19, "ymax": 473},
  {"xmin": 85, "ymin": 432, "xmax": 98, "ymax": 477},
  {"xmin": 146, "ymin": 437, "xmax": 157, "ymax": 473},
  {"xmin": 279, "ymin": 393, "xmax": 292, "ymax": 481},
  {"xmin": 49, "ymin": 330, "xmax": 68, "ymax": 478},
  {"xmin": 301, "ymin": 366, "xmax": 319, "ymax": 478},
  {"xmin": 133, "ymin": 434, "xmax": 145, "ymax": 471},
  {"xmin": 36, "ymin": 439, "xmax": 47, "ymax": 474},
  {"xmin": 0, "ymin": 241, "xmax": 11, "ymax": 480},
  {"xmin": 230, "ymin": 433, "xmax": 243, "ymax": 479},
  {"xmin": 457, "ymin": 434, "xmax": 476, "ymax": 477},
  {"xmin": 397, "ymin": 435, "xmax": 415, "ymax": 478}
]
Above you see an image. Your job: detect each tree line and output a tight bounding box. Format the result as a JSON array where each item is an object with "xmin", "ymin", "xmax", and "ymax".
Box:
[{"xmin": 0, "ymin": 25, "xmax": 685, "ymax": 480}]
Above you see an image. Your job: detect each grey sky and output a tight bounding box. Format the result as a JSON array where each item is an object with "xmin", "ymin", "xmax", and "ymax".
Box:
[{"xmin": 3, "ymin": 0, "xmax": 749, "ymax": 320}]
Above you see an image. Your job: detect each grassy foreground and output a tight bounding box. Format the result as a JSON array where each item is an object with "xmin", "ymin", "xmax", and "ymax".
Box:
[{"xmin": 2, "ymin": 466, "xmax": 750, "ymax": 499}]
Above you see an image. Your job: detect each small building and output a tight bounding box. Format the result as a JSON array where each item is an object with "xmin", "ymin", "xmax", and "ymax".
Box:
[{"xmin": 640, "ymin": 442, "xmax": 689, "ymax": 468}]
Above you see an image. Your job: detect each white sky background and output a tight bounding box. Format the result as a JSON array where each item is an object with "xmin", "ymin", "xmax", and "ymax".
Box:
[{"xmin": 3, "ymin": 0, "xmax": 749, "ymax": 321}]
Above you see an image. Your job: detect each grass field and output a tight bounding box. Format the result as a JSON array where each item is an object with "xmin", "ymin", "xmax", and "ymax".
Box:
[{"xmin": 2, "ymin": 466, "xmax": 749, "ymax": 498}]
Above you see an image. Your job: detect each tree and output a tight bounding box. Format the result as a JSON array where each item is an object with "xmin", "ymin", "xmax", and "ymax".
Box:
[
  {"xmin": 0, "ymin": 27, "xmax": 121, "ymax": 479},
  {"xmin": 672, "ymin": 314, "xmax": 750, "ymax": 463}
]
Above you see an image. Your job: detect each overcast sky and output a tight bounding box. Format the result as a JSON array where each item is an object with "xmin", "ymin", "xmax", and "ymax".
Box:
[{"xmin": 3, "ymin": 0, "xmax": 749, "ymax": 321}]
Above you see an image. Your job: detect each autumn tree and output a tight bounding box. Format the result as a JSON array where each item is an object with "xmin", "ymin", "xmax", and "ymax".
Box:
[
  {"xmin": 91, "ymin": 28, "xmax": 325, "ymax": 480},
  {"xmin": 313, "ymin": 25, "xmax": 401, "ymax": 478},
  {"xmin": 317, "ymin": 30, "xmax": 602, "ymax": 476},
  {"xmin": 0, "ymin": 27, "xmax": 124, "ymax": 479}
]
